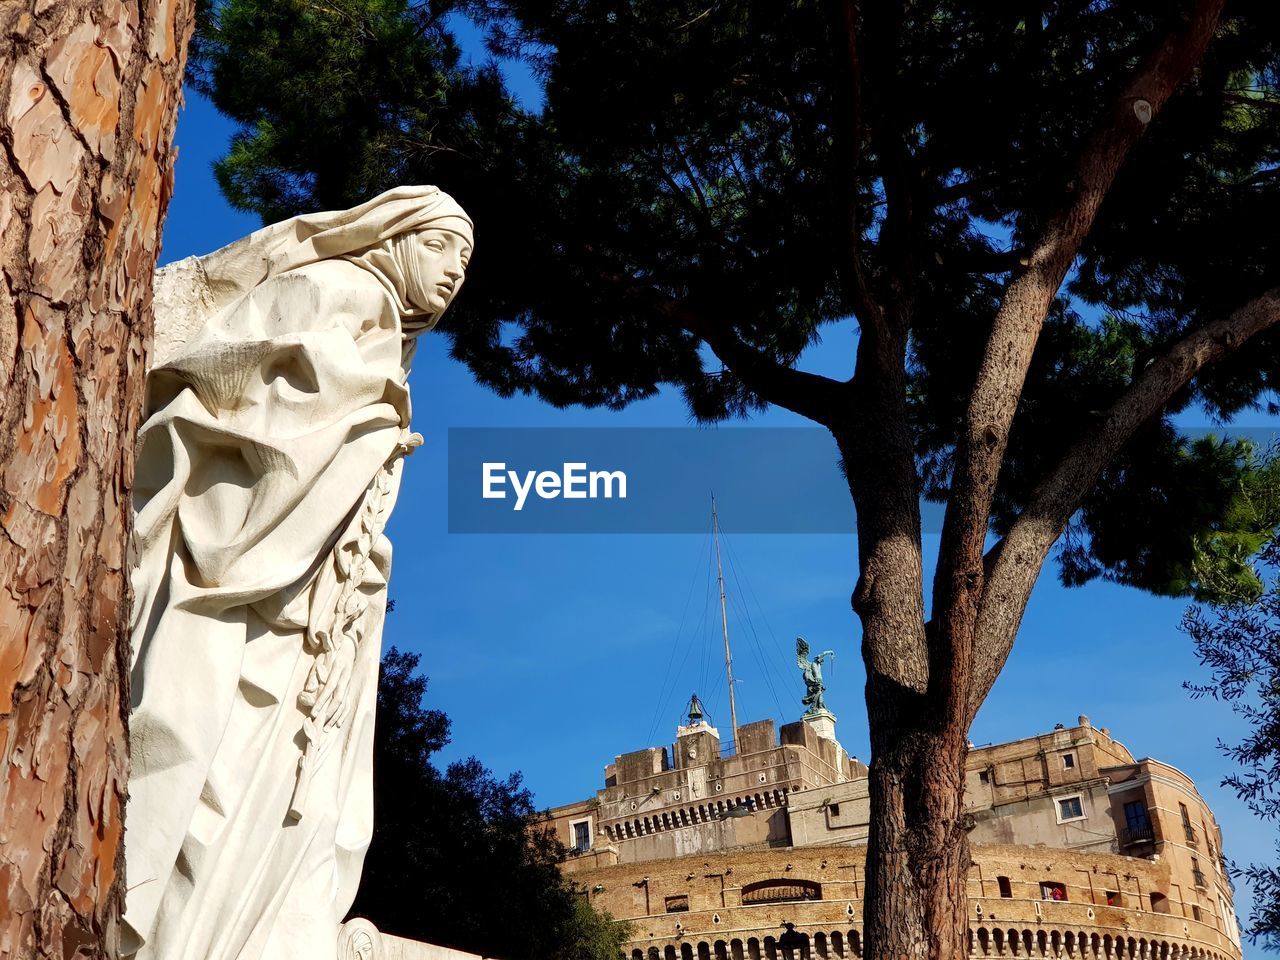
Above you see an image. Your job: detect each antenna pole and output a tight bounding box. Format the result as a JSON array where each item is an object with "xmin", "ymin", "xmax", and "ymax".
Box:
[{"xmin": 712, "ymin": 494, "xmax": 740, "ymax": 753}]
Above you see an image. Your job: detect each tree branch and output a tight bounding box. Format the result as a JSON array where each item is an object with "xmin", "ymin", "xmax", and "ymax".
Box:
[
  {"xmin": 931, "ymin": 0, "xmax": 1227, "ymax": 705},
  {"xmin": 829, "ymin": 0, "xmax": 885, "ymax": 333},
  {"xmin": 671, "ymin": 141, "xmax": 712, "ymax": 220},
  {"xmin": 969, "ymin": 285, "xmax": 1280, "ymax": 718},
  {"xmin": 828, "ymin": 1, "xmax": 931, "ymax": 697},
  {"xmin": 650, "ymin": 155, "xmax": 711, "ymax": 233},
  {"xmin": 656, "ymin": 299, "xmax": 847, "ymax": 426},
  {"xmin": 583, "ymin": 254, "xmax": 847, "ymax": 424},
  {"xmin": 862, "ymin": 1, "xmax": 920, "ymax": 334},
  {"xmin": 935, "ymin": 246, "xmax": 1031, "ymax": 275},
  {"xmin": 1223, "ymin": 91, "xmax": 1280, "ymax": 113}
]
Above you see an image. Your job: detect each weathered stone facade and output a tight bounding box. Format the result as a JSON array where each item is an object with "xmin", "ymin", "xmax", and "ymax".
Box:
[{"xmin": 544, "ymin": 715, "xmax": 1241, "ymax": 960}]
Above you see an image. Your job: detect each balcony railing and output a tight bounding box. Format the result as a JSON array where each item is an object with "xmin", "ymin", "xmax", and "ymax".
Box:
[
  {"xmin": 1183, "ymin": 822, "xmax": 1198, "ymax": 844},
  {"xmin": 1121, "ymin": 822, "xmax": 1155, "ymax": 846},
  {"xmin": 1221, "ymin": 857, "xmax": 1236, "ymax": 891},
  {"xmin": 1192, "ymin": 866, "xmax": 1208, "ymax": 888}
]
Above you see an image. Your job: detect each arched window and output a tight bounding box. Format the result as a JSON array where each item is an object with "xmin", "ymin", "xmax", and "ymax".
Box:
[{"xmin": 741, "ymin": 879, "xmax": 822, "ymax": 904}]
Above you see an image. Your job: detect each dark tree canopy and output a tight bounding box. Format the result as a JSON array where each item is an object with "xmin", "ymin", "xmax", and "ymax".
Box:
[
  {"xmin": 192, "ymin": 0, "xmax": 1280, "ymax": 600},
  {"xmin": 195, "ymin": 4, "xmax": 1280, "ymax": 954},
  {"xmin": 352, "ymin": 648, "xmax": 629, "ymax": 960},
  {"xmin": 1184, "ymin": 540, "xmax": 1280, "ymax": 949}
]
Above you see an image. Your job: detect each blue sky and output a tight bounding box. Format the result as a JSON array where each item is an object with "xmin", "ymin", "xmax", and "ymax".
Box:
[{"xmin": 162, "ymin": 57, "xmax": 1273, "ymax": 953}]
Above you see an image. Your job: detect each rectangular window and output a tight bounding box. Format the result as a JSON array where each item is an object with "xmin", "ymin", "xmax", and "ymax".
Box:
[
  {"xmin": 573, "ymin": 820, "xmax": 591, "ymax": 852},
  {"xmin": 1122, "ymin": 799, "xmax": 1152, "ymax": 843},
  {"xmin": 1105, "ymin": 891, "xmax": 1122, "ymax": 907},
  {"xmin": 1063, "ymin": 753, "xmax": 1075, "ymax": 769},
  {"xmin": 829, "ymin": 802, "xmax": 840, "ymax": 817},
  {"xmin": 1124, "ymin": 800, "xmax": 1149, "ymax": 830},
  {"xmin": 997, "ymin": 876, "xmax": 1012, "ymax": 898},
  {"xmin": 1192, "ymin": 905, "xmax": 1202, "ymax": 922},
  {"xmin": 979, "ymin": 770, "xmax": 990, "ymax": 784},
  {"xmin": 1056, "ymin": 795, "xmax": 1084, "ymax": 822},
  {"xmin": 1040, "ymin": 881, "xmax": 1067, "ymax": 901},
  {"xmin": 665, "ymin": 895, "xmax": 689, "ymax": 913}
]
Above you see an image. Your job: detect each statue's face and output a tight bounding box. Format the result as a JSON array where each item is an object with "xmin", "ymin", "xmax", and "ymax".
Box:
[{"xmin": 411, "ymin": 227, "xmax": 472, "ymax": 314}]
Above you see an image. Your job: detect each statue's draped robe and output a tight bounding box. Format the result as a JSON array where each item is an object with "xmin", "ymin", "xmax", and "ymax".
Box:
[{"xmin": 124, "ymin": 256, "xmax": 416, "ymax": 960}]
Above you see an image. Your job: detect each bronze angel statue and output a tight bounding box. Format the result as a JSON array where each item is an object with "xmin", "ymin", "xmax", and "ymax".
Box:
[{"xmin": 796, "ymin": 637, "xmax": 836, "ymax": 714}]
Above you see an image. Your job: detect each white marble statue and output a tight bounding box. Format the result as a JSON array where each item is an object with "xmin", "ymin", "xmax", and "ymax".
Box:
[{"xmin": 123, "ymin": 186, "xmax": 473, "ymax": 960}]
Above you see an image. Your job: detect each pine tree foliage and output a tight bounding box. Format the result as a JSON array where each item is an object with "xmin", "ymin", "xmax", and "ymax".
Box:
[
  {"xmin": 191, "ymin": 0, "xmax": 1280, "ymax": 599},
  {"xmin": 1185, "ymin": 545, "xmax": 1280, "ymax": 949},
  {"xmin": 351, "ymin": 648, "xmax": 630, "ymax": 960},
  {"xmin": 195, "ymin": 3, "xmax": 1280, "ymax": 953}
]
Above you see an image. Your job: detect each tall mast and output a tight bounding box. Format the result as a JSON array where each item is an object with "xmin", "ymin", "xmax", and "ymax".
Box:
[{"xmin": 712, "ymin": 495, "xmax": 740, "ymax": 753}]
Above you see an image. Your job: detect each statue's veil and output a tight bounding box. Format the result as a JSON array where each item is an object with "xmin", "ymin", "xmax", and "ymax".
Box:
[{"xmin": 152, "ymin": 185, "xmax": 472, "ymax": 363}]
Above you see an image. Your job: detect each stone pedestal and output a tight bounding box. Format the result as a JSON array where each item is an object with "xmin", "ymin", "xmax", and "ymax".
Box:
[
  {"xmin": 802, "ymin": 710, "xmax": 846, "ymax": 781},
  {"xmin": 802, "ymin": 709, "xmax": 837, "ymax": 742},
  {"xmin": 339, "ymin": 918, "xmax": 501, "ymax": 960},
  {"xmin": 676, "ymin": 720, "xmax": 719, "ymax": 739}
]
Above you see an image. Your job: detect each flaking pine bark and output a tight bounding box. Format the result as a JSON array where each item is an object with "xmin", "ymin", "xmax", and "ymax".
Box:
[
  {"xmin": 0, "ymin": 2, "xmax": 195, "ymax": 957},
  {"xmin": 89, "ymin": 0, "xmax": 1280, "ymax": 956}
]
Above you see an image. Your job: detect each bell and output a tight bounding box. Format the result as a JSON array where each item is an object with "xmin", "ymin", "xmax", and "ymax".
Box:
[{"xmin": 687, "ymin": 693, "xmax": 705, "ymax": 724}]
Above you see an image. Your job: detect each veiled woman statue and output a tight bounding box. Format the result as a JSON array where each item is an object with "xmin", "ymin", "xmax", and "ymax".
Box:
[{"xmin": 123, "ymin": 186, "xmax": 472, "ymax": 960}]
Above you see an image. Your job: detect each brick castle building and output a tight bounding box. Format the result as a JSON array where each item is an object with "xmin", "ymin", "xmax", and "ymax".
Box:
[{"xmin": 542, "ymin": 707, "xmax": 1242, "ymax": 960}]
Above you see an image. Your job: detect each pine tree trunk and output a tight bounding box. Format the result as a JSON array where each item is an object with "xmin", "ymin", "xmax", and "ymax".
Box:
[
  {"xmin": 861, "ymin": 678, "xmax": 971, "ymax": 960},
  {"xmin": 834, "ymin": 391, "xmax": 973, "ymax": 960},
  {"xmin": 0, "ymin": 2, "xmax": 194, "ymax": 956}
]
